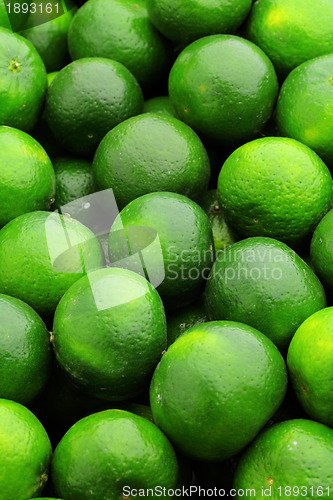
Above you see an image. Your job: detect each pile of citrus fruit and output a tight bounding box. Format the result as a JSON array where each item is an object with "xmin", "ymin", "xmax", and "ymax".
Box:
[{"xmin": 0, "ymin": 0, "xmax": 333, "ymax": 498}]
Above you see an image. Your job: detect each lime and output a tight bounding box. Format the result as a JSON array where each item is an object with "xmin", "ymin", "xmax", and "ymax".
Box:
[
  {"xmin": 53, "ymin": 157, "xmax": 95, "ymax": 210},
  {"xmin": 150, "ymin": 321, "xmax": 287, "ymax": 461},
  {"xmin": 167, "ymin": 296, "xmax": 208, "ymax": 347},
  {"xmin": 198, "ymin": 189, "xmax": 236, "ymax": 253},
  {"xmin": 169, "ymin": 35, "xmax": 278, "ymax": 144},
  {"xmin": 205, "ymin": 237, "xmax": 326, "ymax": 351},
  {"xmin": 47, "ymin": 71, "xmax": 58, "ymax": 86},
  {"xmin": 0, "ymin": 0, "xmax": 28, "ymax": 31},
  {"xmin": 108, "ymin": 192, "xmax": 215, "ymax": 309},
  {"xmin": 287, "ymin": 307, "xmax": 333, "ymax": 427},
  {"xmin": 0, "ymin": 294, "xmax": 51, "ymax": 404},
  {"xmin": 0, "ymin": 211, "xmax": 103, "ymax": 317},
  {"xmin": 68, "ymin": 0, "xmax": 171, "ymax": 87},
  {"xmin": 93, "ymin": 113, "xmax": 210, "ymax": 209},
  {"xmin": 0, "ymin": 27, "xmax": 47, "ymax": 131},
  {"xmin": 233, "ymin": 419, "xmax": 333, "ymax": 499},
  {"xmin": 246, "ymin": 0, "xmax": 333, "ymax": 76},
  {"xmin": 45, "ymin": 58, "xmax": 143, "ymax": 156},
  {"xmin": 52, "ymin": 267, "xmax": 167, "ymax": 400},
  {"xmin": 0, "ymin": 126, "xmax": 55, "ymax": 227},
  {"xmin": 311, "ymin": 209, "xmax": 333, "ymax": 293},
  {"xmin": 277, "ymin": 54, "xmax": 333, "ymax": 167},
  {"xmin": 143, "ymin": 96, "xmax": 178, "ymax": 118},
  {"xmin": 20, "ymin": 0, "xmax": 77, "ymax": 72},
  {"xmin": 52, "ymin": 409, "xmax": 178, "ymax": 500},
  {"xmin": 146, "ymin": 0, "xmax": 252, "ymax": 45},
  {"xmin": 218, "ymin": 137, "xmax": 333, "ymax": 246},
  {"xmin": 0, "ymin": 1, "xmax": 12, "ymax": 30},
  {"xmin": 0, "ymin": 398, "xmax": 52, "ymax": 499}
]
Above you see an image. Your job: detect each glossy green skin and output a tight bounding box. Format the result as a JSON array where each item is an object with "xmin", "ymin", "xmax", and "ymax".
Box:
[
  {"xmin": 68, "ymin": 0, "xmax": 171, "ymax": 87},
  {"xmin": 288, "ymin": 307, "xmax": 333, "ymax": 427},
  {"xmin": 0, "ymin": 0, "xmax": 29, "ymax": 31},
  {"xmin": 0, "ymin": 211, "xmax": 103, "ymax": 317},
  {"xmin": 0, "ymin": 294, "xmax": 51, "ymax": 404},
  {"xmin": 45, "ymin": 58, "xmax": 143, "ymax": 156},
  {"xmin": 21, "ymin": 0, "xmax": 77, "ymax": 72},
  {"xmin": 143, "ymin": 96, "xmax": 178, "ymax": 118},
  {"xmin": 218, "ymin": 137, "xmax": 333, "ymax": 246},
  {"xmin": 277, "ymin": 55, "xmax": 333, "ymax": 166},
  {"xmin": 199, "ymin": 189, "xmax": 236, "ymax": 253},
  {"xmin": 0, "ymin": 28, "xmax": 47, "ymax": 131},
  {"xmin": 52, "ymin": 410, "xmax": 178, "ymax": 500},
  {"xmin": 169, "ymin": 35, "xmax": 278, "ymax": 144},
  {"xmin": 47, "ymin": 71, "xmax": 58, "ymax": 86},
  {"xmin": 167, "ymin": 296, "xmax": 208, "ymax": 347},
  {"xmin": 0, "ymin": 126, "xmax": 55, "ymax": 227},
  {"xmin": 53, "ymin": 157, "xmax": 95, "ymax": 210},
  {"xmin": 53, "ymin": 267, "xmax": 167, "ymax": 400},
  {"xmin": 311, "ymin": 209, "xmax": 333, "ymax": 291},
  {"xmin": 205, "ymin": 237, "xmax": 326, "ymax": 351},
  {"xmin": 234, "ymin": 419, "xmax": 333, "ymax": 499},
  {"xmin": 0, "ymin": 398, "xmax": 52, "ymax": 499},
  {"xmin": 108, "ymin": 192, "xmax": 215, "ymax": 309},
  {"xmin": 146, "ymin": 0, "xmax": 252, "ymax": 44},
  {"xmin": 150, "ymin": 321, "xmax": 287, "ymax": 461},
  {"xmin": 246, "ymin": 0, "xmax": 333, "ymax": 76},
  {"xmin": 93, "ymin": 113, "xmax": 210, "ymax": 209}
]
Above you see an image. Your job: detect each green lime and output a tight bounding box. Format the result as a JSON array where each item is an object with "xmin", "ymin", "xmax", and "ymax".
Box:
[
  {"xmin": 108, "ymin": 192, "xmax": 215, "ymax": 309},
  {"xmin": 0, "ymin": 294, "xmax": 51, "ymax": 404},
  {"xmin": 0, "ymin": 211, "xmax": 103, "ymax": 317},
  {"xmin": 198, "ymin": 189, "xmax": 236, "ymax": 253},
  {"xmin": 0, "ymin": 0, "xmax": 28, "ymax": 31},
  {"xmin": 68, "ymin": 0, "xmax": 171, "ymax": 87},
  {"xmin": 0, "ymin": 398, "xmax": 52, "ymax": 499},
  {"xmin": 0, "ymin": 27, "xmax": 47, "ymax": 131},
  {"xmin": 218, "ymin": 137, "xmax": 333, "ymax": 246},
  {"xmin": 0, "ymin": 1, "xmax": 12, "ymax": 30},
  {"xmin": 277, "ymin": 54, "xmax": 333, "ymax": 167},
  {"xmin": 0, "ymin": 126, "xmax": 55, "ymax": 227},
  {"xmin": 143, "ymin": 96, "xmax": 178, "ymax": 118},
  {"xmin": 311, "ymin": 209, "xmax": 333, "ymax": 293},
  {"xmin": 287, "ymin": 307, "xmax": 333, "ymax": 427},
  {"xmin": 45, "ymin": 57, "xmax": 143, "ymax": 156},
  {"xmin": 246, "ymin": 0, "xmax": 333, "ymax": 76},
  {"xmin": 47, "ymin": 71, "xmax": 58, "ymax": 86},
  {"xmin": 150, "ymin": 321, "xmax": 287, "ymax": 461},
  {"xmin": 169, "ymin": 35, "xmax": 278, "ymax": 144},
  {"xmin": 52, "ymin": 409, "xmax": 178, "ymax": 500},
  {"xmin": 93, "ymin": 113, "xmax": 210, "ymax": 209},
  {"xmin": 20, "ymin": 0, "xmax": 77, "ymax": 72},
  {"xmin": 52, "ymin": 267, "xmax": 167, "ymax": 400},
  {"xmin": 205, "ymin": 237, "xmax": 326, "ymax": 351},
  {"xmin": 233, "ymin": 419, "xmax": 333, "ymax": 499},
  {"xmin": 167, "ymin": 296, "xmax": 208, "ymax": 347},
  {"xmin": 53, "ymin": 157, "xmax": 95, "ymax": 210},
  {"xmin": 146, "ymin": 0, "xmax": 252, "ymax": 45}
]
